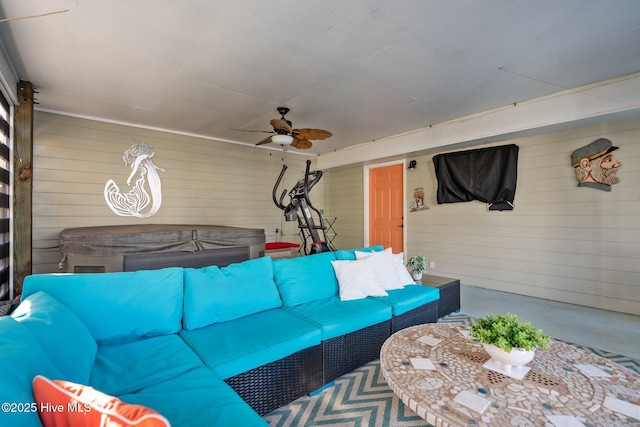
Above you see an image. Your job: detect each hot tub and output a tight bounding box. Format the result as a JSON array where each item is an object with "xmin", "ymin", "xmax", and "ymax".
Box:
[{"xmin": 59, "ymin": 224, "xmax": 265, "ymax": 273}]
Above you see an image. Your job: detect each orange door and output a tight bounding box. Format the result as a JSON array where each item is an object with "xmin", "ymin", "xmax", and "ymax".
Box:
[{"xmin": 368, "ymin": 164, "xmax": 404, "ymax": 253}]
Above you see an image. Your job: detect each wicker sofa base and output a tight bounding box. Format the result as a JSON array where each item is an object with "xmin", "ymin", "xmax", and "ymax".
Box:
[
  {"xmin": 436, "ymin": 279, "xmax": 461, "ymax": 318},
  {"xmin": 391, "ymin": 300, "xmax": 438, "ymax": 333},
  {"xmin": 322, "ymin": 319, "xmax": 391, "ymax": 384},
  {"xmin": 224, "ymin": 344, "xmax": 323, "ymax": 416},
  {"xmin": 420, "ymin": 275, "xmax": 461, "ymax": 318}
]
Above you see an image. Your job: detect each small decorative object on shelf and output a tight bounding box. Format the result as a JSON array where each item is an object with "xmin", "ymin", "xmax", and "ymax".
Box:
[
  {"xmin": 407, "ymin": 254, "xmax": 427, "ymax": 280},
  {"xmin": 471, "ymin": 313, "xmax": 550, "ymax": 372}
]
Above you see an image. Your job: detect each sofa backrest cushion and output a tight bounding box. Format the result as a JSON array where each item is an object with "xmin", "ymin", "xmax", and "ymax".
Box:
[
  {"xmin": 355, "ymin": 248, "xmax": 405, "ymax": 290},
  {"xmin": 334, "ymin": 245, "xmax": 384, "ymax": 261},
  {"xmin": 183, "ymin": 257, "xmax": 282, "ymax": 330},
  {"xmin": 0, "ymin": 317, "xmax": 63, "ymax": 427},
  {"xmin": 273, "ymin": 251, "xmax": 338, "ymax": 306},
  {"xmin": 11, "ymin": 291, "xmax": 97, "ymax": 384},
  {"xmin": 331, "ymin": 257, "xmax": 388, "ymax": 301},
  {"xmin": 391, "ymin": 252, "xmax": 417, "ymax": 286},
  {"xmin": 21, "ymin": 268, "xmax": 184, "ymax": 345}
]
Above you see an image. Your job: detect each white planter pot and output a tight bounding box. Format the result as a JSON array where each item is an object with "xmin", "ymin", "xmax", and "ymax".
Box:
[
  {"xmin": 483, "ymin": 343, "xmax": 535, "ymax": 372},
  {"xmin": 411, "ymin": 270, "xmax": 423, "ymax": 281}
]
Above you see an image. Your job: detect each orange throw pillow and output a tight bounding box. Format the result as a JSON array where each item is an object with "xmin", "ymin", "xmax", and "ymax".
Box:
[{"xmin": 32, "ymin": 375, "xmax": 171, "ymax": 427}]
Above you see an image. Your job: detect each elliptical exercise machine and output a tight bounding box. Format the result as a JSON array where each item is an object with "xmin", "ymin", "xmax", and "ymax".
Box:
[{"xmin": 272, "ymin": 160, "xmax": 335, "ymax": 255}]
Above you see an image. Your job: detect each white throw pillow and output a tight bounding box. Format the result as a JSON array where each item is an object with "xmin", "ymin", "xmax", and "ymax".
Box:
[
  {"xmin": 331, "ymin": 257, "xmax": 388, "ymax": 301},
  {"xmin": 393, "ymin": 252, "xmax": 417, "ymax": 285},
  {"xmin": 355, "ymin": 248, "xmax": 405, "ymax": 290}
]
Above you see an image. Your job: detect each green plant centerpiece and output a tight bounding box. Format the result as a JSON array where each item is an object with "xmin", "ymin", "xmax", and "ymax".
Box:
[
  {"xmin": 407, "ymin": 254, "xmax": 427, "ymax": 280},
  {"xmin": 471, "ymin": 313, "xmax": 550, "ymax": 372},
  {"xmin": 471, "ymin": 313, "xmax": 550, "ymax": 351}
]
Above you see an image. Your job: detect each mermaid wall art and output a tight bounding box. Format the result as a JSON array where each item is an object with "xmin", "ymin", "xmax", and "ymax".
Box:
[{"xmin": 104, "ymin": 142, "xmax": 165, "ymax": 218}]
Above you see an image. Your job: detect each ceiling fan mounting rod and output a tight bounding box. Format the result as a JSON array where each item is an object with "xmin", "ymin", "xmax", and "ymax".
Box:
[{"xmin": 277, "ymin": 107, "xmax": 290, "ymax": 118}]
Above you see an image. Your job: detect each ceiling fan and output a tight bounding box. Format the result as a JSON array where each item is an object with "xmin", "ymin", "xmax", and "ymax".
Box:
[{"xmin": 237, "ymin": 107, "xmax": 332, "ymax": 149}]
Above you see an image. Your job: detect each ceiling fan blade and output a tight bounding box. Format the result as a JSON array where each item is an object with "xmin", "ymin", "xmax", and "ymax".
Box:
[
  {"xmin": 231, "ymin": 128, "xmax": 275, "ymax": 134},
  {"xmin": 294, "ymin": 128, "xmax": 332, "ymax": 140},
  {"xmin": 291, "ymin": 137, "xmax": 313, "ymax": 149},
  {"xmin": 251, "ymin": 108, "xmax": 327, "ymax": 149},
  {"xmin": 255, "ymin": 135, "xmax": 275, "ymax": 146},
  {"xmin": 270, "ymin": 119, "xmax": 292, "ymax": 133}
]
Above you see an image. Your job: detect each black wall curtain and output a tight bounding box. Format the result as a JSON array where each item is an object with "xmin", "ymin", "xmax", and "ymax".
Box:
[{"xmin": 433, "ymin": 144, "xmax": 519, "ymax": 205}]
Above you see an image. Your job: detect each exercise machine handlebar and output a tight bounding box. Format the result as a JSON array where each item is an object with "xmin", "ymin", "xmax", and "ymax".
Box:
[
  {"xmin": 272, "ymin": 164, "xmax": 288, "ymax": 210},
  {"xmin": 271, "ymin": 160, "xmax": 334, "ymax": 254}
]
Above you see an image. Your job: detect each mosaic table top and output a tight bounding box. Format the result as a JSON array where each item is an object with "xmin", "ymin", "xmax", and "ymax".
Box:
[{"xmin": 380, "ymin": 323, "xmax": 639, "ymax": 427}]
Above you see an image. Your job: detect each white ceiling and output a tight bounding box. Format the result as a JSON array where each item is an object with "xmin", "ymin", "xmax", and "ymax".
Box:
[{"xmin": 1, "ymin": 0, "xmax": 640, "ymax": 157}]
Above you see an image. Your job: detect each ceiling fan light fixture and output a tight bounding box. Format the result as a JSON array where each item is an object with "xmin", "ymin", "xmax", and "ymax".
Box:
[{"xmin": 271, "ymin": 134, "xmax": 294, "ymax": 144}]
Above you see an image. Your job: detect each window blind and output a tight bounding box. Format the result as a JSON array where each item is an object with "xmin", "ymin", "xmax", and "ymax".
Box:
[{"xmin": 0, "ymin": 91, "xmax": 11, "ymax": 301}]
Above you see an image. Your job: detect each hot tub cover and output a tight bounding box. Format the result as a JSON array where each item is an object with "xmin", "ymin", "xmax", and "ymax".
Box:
[{"xmin": 60, "ymin": 224, "xmax": 265, "ymax": 256}]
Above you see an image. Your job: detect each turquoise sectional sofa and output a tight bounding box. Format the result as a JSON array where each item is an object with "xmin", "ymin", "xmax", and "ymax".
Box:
[{"xmin": 0, "ymin": 246, "xmax": 440, "ymax": 426}]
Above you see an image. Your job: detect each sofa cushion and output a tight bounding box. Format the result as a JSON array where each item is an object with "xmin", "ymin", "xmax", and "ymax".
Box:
[
  {"xmin": 273, "ymin": 251, "xmax": 338, "ymax": 306},
  {"xmin": 355, "ymin": 248, "xmax": 405, "ymax": 290},
  {"xmin": 372, "ymin": 284, "xmax": 440, "ymax": 315},
  {"xmin": 0, "ymin": 317, "xmax": 63, "ymax": 427},
  {"xmin": 180, "ymin": 308, "xmax": 321, "ymax": 380},
  {"xmin": 21, "ymin": 268, "xmax": 184, "ymax": 345},
  {"xmin": 285, "ymin": 296, "xmax": 392, "ymax": 340},
  {"xmin": 33, "ymin": 375, "xmax": 170, "ymax": 427},
  {"xmin": 90, "ymin": 334, "xmax": 204, "ymax": 396},
  {"xmin": 11, "ymin": 291, "xmax": 97, "ymax": 384},
  {"xmin": 119, "ymin": 367, "xmax": 268, "ymax": 427},
  {"xmin": 331, "ymin": 257, "xmax": 388, "ymax": 301},
  {"xmin": 183, "ymin": 257, "xmax": 282, "ymax": 330},
  {"xmin": 393, "ymin": 252, "xmax": 417, "ymax": 285},
  {"xmin": 334, "ymin": 245, "xmax": 384, "ymax": 260}
]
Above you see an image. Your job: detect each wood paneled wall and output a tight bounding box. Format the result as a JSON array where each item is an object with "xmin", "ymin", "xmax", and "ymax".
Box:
[
  {"xmin": 328, "ymin": 118, "xmax": 640, "ymax": 315},
  {"xmin": 32, "ymin": 112, "xmax": 320, "ymax": 272},
  {"xmin": 405, "ymin": 118, "xmax": 640, "ymax": 315},
  {"xmin": 327, "ymin": 165, "xmax": 365, "ymax": 250}
]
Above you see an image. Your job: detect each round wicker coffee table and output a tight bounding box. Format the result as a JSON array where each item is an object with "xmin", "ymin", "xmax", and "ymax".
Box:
[{"xmin": 380, "ymin": 323, "xmax": 639, "ymax": 427}]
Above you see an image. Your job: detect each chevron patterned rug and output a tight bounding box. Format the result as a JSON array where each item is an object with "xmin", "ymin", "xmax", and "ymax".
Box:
[{"xmin": 263, "ymin": 313, "xmax": 639, "ymax": 427}]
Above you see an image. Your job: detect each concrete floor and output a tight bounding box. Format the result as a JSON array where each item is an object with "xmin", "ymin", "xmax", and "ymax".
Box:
[{"xmin": 460, "ymin": 285, "xmax": 640, "ymax": 359}]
